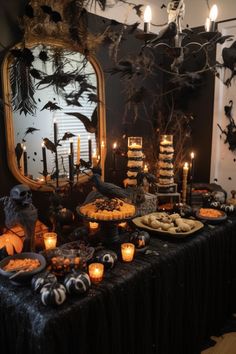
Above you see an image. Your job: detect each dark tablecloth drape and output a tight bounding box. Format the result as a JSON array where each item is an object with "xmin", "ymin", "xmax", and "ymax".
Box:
[{"xmin": 0, "ymin": 219, "xmax": 236, "ymax": 354}]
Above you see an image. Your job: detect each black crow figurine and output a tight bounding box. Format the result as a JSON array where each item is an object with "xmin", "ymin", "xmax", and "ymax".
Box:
[{"xmin": 90, "ymin": 174, "xmax": 130, "ymax": 200}]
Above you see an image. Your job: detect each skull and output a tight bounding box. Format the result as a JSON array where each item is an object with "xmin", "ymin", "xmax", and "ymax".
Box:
[
  {"xmin": 212, "ymin": 191, "xmax": 226, "ymax": 204},
  {"xmin": 10, "ymin": 184, "xmax": 32, "ymax": 206}
]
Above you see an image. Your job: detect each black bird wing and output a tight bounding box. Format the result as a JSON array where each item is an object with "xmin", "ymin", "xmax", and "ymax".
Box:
[
  {"xmin": 43, "ymin": 138, "xmax": 56, "ymax": 153},
  {"xmin": 61, "ymin": 132, "xmax": 76, "ymax": 140},
  {"xmin": 65, "ymin": 112, "xmax": 96, "ymax": 133},
  {"xmin": 24, "ymin": 127, "xmax": 40, "ymax": 136},
  {"xmin": 97, "ymin": 180, "xmax": 130, "ymax": 199},
  {"xmin": 40, "ymin": 101, "xmax": 62, "ymax": 111}
]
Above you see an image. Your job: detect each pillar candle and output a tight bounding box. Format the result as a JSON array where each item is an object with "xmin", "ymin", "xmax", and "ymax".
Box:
[
  {"xmin": 144, "ymin": 5, "xmax": 152, "ymax": 33},
  {"xmin": 113, "ymin": 142, "xmax": 117, "ymax": 170},
  {"xmin": 88, "ymin": 136, "xmax": 92, "ymax": 164},
  {"xmin": 68, "ymin": 153, "xmax": 74, "ymax": 182},
  {"xmin": 92, "ymin": 149, "xmax": 98, "ymax": 167},
  {"xmin": 190, "ymin": 152, "xmax": 195, "ymax": 181},
  {"xmin": 41, "ymin": 141, "xmax": 48, "ymax": 175},
  {"xmin": 23, "ymin": 145, "xmax": 28, "ymax": 177},
  {"xmin": 69, "ymin": 138, "xmax": 74, "ymax": 166},
  {"xmin": 182, "ymin": 162, "xmax": 189, "ymax": 204},
  {"xmin": 53, "ymin": 117, "xmax": 58, "ymax": 145}
]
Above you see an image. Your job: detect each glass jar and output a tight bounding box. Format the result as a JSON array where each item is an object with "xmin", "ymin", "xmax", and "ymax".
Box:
[
  {"xmin": 160, "ymin": 135, "xmax": 173, "ymax": 145},
  {"xmin": 128, "ymin": 137, "xmax": 143, "ymax": 149}
]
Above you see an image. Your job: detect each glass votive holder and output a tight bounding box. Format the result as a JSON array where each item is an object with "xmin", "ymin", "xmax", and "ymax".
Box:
[
  {"xmin": 121, "ymin": 243, "xmax": 135, "ymax": 262},
  {"xmin": 43, "ymin": 232, "xmax": 57, "ymax": 250},
  {"xmin": 88, "ymin": 263, "xmax": 104, "ymax": 283},
  {"xmin": 128, "ymin": 137, "xmax": 142, "ymax": 149},
  {"xmin": 160, "ymin": 134, "xmax": 173, "ymax": 145},
  {"xmin": 89, "ymin": 222, "xmax": 99, "ymax": 231}
]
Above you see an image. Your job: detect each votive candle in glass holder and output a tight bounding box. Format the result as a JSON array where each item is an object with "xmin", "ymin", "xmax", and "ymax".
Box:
[
  {"xmin": 121, "ymin": 243, "xmax": 135, "ymax": 262},
  {"xmin": 88, "ymin": 263, "xmax": 104, "ymax": 283},
  {"xmin": 128, "ymin": 137, "xmax": 142, "ymax": 149},
  {"xmin": 89, "ymin": 222, "xmax": 99, "ymax": 231},
  {"xmin": 160, "ymin": 134, "xmax": 173, "ymax": 145},
  {"xmin": 43, "ymin": 232, "xmax": 57, "ymax": 250}
]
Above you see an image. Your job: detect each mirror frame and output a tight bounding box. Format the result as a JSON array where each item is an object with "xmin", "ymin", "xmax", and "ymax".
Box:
[{"xmin": 2, "ymin": 39, "xmax": 106, "ymax": 191}]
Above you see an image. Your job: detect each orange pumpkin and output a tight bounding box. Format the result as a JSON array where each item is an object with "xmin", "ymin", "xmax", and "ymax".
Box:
[{"xmin": 0, "ymin": 233, "xmax": 23, "ymax": 256}]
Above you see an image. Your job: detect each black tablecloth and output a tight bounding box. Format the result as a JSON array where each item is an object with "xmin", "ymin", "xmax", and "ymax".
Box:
[{"xmin": 1, "ymin": 220, "xmax": 236, "ymax": 354}]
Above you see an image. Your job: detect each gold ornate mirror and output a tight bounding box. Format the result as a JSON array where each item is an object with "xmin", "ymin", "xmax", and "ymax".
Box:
[{"xmin": 2, "ymin": 1, "xmax": 106, "ymax": 191}]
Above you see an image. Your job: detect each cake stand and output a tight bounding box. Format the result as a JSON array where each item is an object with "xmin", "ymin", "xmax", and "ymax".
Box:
[{"xmin": 78, "ymin": 211, "xmax": 135, "ymax": 250}]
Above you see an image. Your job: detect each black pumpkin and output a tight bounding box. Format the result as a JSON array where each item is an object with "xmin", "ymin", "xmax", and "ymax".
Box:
[
  {"xmin": 130, "ymin": 230, "xmax": 150, "ymax": 249},
  {"xmin": 173, "ymin": 203, "xmax": 192, "ymax": 217},
  {"xmin": 40, "ymin": 282, "xmax": 66, "ymax": 306},
  {"xmin": 94, "ymin": 250, "xmax": 118, "ymax": 269},
  {"xmin": 31, "ymin": 271, "xmax": 57, "ymax": 293},
  {"xmin": 64, "ymin": 271, "xmax": 91, "ymax": 295}
]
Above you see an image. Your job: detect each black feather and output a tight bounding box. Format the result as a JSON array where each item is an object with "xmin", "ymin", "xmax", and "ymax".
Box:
[
  {"xmin": 61, "ymin": 132, "xmax": 76, "ymax": 141},
  {"xmin": 24, "ymin": 127, "xmax": 40, "ymax": 137},
  {"xmin": 43, "ymin": 138, "xmax": 56, "ymax": 153},
  {"xmin": 91, "ymin": 174, "xmax": 130, "ymax": 200}
]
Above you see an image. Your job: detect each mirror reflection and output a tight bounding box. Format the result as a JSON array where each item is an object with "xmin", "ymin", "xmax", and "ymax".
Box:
[{"xmin": 7, "ymin": 43, "xmax": 104, "ymax": 189}]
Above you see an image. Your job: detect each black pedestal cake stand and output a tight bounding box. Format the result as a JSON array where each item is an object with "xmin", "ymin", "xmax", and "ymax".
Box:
[{"xmin": 78, "ymin": 212, "xmax": 134, "ymax": 251}]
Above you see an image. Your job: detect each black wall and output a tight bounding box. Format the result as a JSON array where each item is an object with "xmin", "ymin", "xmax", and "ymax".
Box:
[{"xmin": 0, "ymin": 1, "xmax": 215, "ymax": 225}]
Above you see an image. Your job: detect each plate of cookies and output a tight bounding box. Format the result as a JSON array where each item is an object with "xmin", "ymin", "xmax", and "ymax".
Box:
[{"xmin": 132, "ymin": 212, "xmax": 204, "ymax": 238}]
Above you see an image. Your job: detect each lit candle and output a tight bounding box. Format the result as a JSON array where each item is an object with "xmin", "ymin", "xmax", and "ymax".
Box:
[
  {"xmin": 144, "ymin": 164, "xmax": 148, "ymax": 173},
  {"xmin": 53, "ymin": 117, "xmax": 59, "ymax": 187},
  {"xmin": 41, "ymin": 141, "xmax": 48, "ymax": 176},
  {"xmin": 89, "ymin": 222, "xmax": 99, "ymax": 231},
  {"xmin": 118, "ymin": 222, "xmax": 127, "ymax": 229},
  {"xmin": 113, "ymin": 142, "xmax": 117, "ymax": 170},
  {"xmin": 92, "ymin": 148, "xmax": 98, "ymax": 167},
  {"xmin": 209, "ymin": 4, "xmax": 218, "ymax": 32},
  {"xmin": 43, "ymin": 232, "xmax": 57, "ymax": 250},
  {"xmin": 190, "ymin": 152, "xmax": 195, "ymax": 181},
  {"xmin": 69, "ymin": 137, "xmax": 74, "ymax": 166},
  {"xmin": 144, "ymin": 5, "xmax": 152, "ymax": 33},
  {"xmin": 20, "ymin": 143, "xmax": 24, "ymax": 174},
  {"xmin": 76, "ymin": 135, "xmax": 80, "ymax": 165},
  {"xmin": 88, "ymin": 135, "xmax": 92, "ymax": 164},
  {"xmin": 121, "ymin": 243, "xmax": 135, "ymax": 262},
  {"xmin": 161, "ymin": 135, "xmax": 172, "ymax": 145},
  {"xmin": 205, "ymin": 17, "xmax": 211, "ymax": 32},
  {"xmin": 88, "ymin": 263, "xmax": 104, "ymax": 283},
  {"xmin": 182, "ymin": 162, "xmax": 189, "ymax": 204},
  {"xmin": 23, "ymin": 145, "xmax": 28, "ymax": 177}
]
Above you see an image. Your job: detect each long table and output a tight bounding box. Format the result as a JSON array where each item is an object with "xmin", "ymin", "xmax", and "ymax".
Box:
[{"xmin": 0, "ymin": 219, "xmax": 236, "ymax": 354}]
